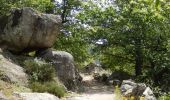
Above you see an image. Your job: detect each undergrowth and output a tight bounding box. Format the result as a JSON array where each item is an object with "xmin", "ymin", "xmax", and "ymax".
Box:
[
  {"xmin": 24, "ymin": 59, "xmax": 66, "ymax": 97},
  {"xmin": 30, "ymin": 81, "xmax": 66, "ymax": 98}
]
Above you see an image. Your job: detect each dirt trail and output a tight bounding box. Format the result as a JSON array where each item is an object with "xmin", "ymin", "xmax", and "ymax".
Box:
[{"xmin": 64, "ymin": 74, "xmax": 115, "ymax": 100}]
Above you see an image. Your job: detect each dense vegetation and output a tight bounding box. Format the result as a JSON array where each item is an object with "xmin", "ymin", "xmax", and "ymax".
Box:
[
  {"xmin": 78, "ymin": 0, "xmax": 170, "ymax": 94},
  {"xmin": 0, "ymin": 0, "xmax": 170, "ymax": 98},
  {"xmin": 24, "ymin": 60, "xmax": 66, "ymax": 97}
]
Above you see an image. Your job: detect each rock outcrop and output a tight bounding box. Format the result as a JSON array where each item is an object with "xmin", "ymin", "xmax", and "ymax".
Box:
[
  {"xmin": 36, "ymin": 49, "xmax": 82, "ymax": 91},
  {"xmin": 121, "ymin": 80, "xmax": 156, "ymax": 100},
  {"xmin": 0, "ymin": 7, "xmax": 83, "ymax": 94},
  {"xmin": 0, "ymin": 91, "xmax": 7, "ymax": 100},
  {"xmin": 14, "ymin": 93, "xmax": 59, "ymax": 100},
  {"xmin": 0, "ymin": 51, "xmax": 28, "ymax": 86},
  {"xmin": 0, "ymin": 7, "xmax": 61, "ymax": 53}
]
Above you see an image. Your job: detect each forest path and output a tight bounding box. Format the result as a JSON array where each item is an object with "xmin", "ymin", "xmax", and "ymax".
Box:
[{"xmin": 63, "ymin": 74, "xmax": 115, "ymax": 100}]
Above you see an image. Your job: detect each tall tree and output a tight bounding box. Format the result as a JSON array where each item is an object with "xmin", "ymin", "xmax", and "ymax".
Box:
[
  {"xmin": 77, "ymin": 0, "xmax": 170, "ymax": 78},
  {"xmin": 54, "ymin": 0, "xmax": 93, "ymax": 67}
]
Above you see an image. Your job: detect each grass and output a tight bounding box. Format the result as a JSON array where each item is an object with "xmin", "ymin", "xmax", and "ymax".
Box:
[
  {"xmin": 30, "ymin": 81, "xmax": 66, "ymax": 98},
  {"xmin": 115, "ymin": 85, "xmax": 122, "ymax": 100},
  {"xmin": 0, "ymin": 80, "xmax": 31, "ymax": 99}
]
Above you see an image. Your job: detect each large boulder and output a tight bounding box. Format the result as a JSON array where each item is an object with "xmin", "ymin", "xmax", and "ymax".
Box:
[
  {"xmin": 36, "ymin": 49, "xmax": 82, "ymax": 91},
  {"xmin": 0, "ymin": 50, "xmax": 28, "ymax": 86},
  {"xmin": 0, "ymin": 7, "xmax": 61, "ymax": 53},
  {"xmin": 120, "ymin": 80, "xmax": 156, "ymax": 100}
]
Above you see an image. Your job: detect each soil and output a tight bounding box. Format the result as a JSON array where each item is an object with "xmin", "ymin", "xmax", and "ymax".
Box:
[{"xmin": 63, "ymin": 74, "xmax": 115, "ymax": 100}]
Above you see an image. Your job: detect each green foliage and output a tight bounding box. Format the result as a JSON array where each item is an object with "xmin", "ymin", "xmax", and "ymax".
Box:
[
  {"xmin": 0, "ymin": 0, "xmax": 170, "ymax": 96},
  {"xmin": 54, "ymin": 0, "xmax": 94, "ymax": 68},
  {"xmin": 0, "ymin": 0, "xmax": 55, "ymax": 15},
  {"xmin": 54, "ymin": 29, "xmax": 94, "ymax": 68},
  {"xmin": 23, "ymin": 60, "xmax": 55, "ymax": 82},
  {"xmin": 74, "ymin": 0, "xmax": 170, "ymax": 93},
  {"xmin": 20, "ymin": 0, "xmax": 55, "ymax": 13},
  {"xmin": 55, "ymin": 0, "xmax": 81, "ymax": 23},
  {"xmin": 0, "ymin": 0, "xmax": 15, "ymax": 15},
  {"xmin": 159, "ymin": 93, "xmax": 170, "ymax": 100},
  {"xmin": 30, "ymin": 82, "xmax": 66, "ymax": 97}
]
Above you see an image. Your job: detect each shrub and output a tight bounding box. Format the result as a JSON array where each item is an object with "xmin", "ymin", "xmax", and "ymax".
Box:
[
  {"xmin": 159, "ymin": 93, "xmax": 170, "ymax": 100},
  {"xmin": 30, "ymin": 82, "xmax": 66, "ymax": 98},
  {"xmin": 24, "ymin": 60, "xmax": 55, "ymax": 82},
  {"xmin": 24, "ymin": 60, "xmax": 66, "ymax": 97},
  {"xmin": 114, "ymin": 85, "xmax": 122, "ymax": 100}
]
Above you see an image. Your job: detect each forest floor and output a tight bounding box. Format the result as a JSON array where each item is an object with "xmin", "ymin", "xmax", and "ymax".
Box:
[{"xmin": 63, "ymin": 74, "xmax": 115, "ymax": 100}]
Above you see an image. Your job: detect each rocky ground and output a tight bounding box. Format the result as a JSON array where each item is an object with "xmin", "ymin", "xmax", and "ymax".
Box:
[{"xmin": 63, "ymin": 74, "xmax": 115, "ymax": 100}]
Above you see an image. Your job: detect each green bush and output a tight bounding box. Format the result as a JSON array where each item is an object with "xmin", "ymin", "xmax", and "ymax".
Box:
[
  {"xmin": 24, "ymin": 60, "xmax": 66, "ymax": 97},
  {"xmin": 30, "ymin": 82, "xmax": 66, "ymax": 98},
  {"xmin": 24, "ymin": 60, "xmax": 55, "ymax": 82}
]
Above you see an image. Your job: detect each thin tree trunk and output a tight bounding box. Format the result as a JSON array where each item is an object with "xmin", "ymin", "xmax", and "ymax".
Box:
[
  {"xmin": 62, "ymin": 0, "xmax": 67, "ymax": 23},
  {"xmin": 134, "ymin": 39, "xmax": 143, "ymax": 76}
]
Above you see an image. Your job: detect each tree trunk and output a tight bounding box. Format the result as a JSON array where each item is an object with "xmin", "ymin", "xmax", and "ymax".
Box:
[
  {"xmin": 134, "ymin": 39, "xmax": 143, "ymax": 76},
  {"xmin": 61, "ymin": 0, "xmax": 67, "ymax": 23}
]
